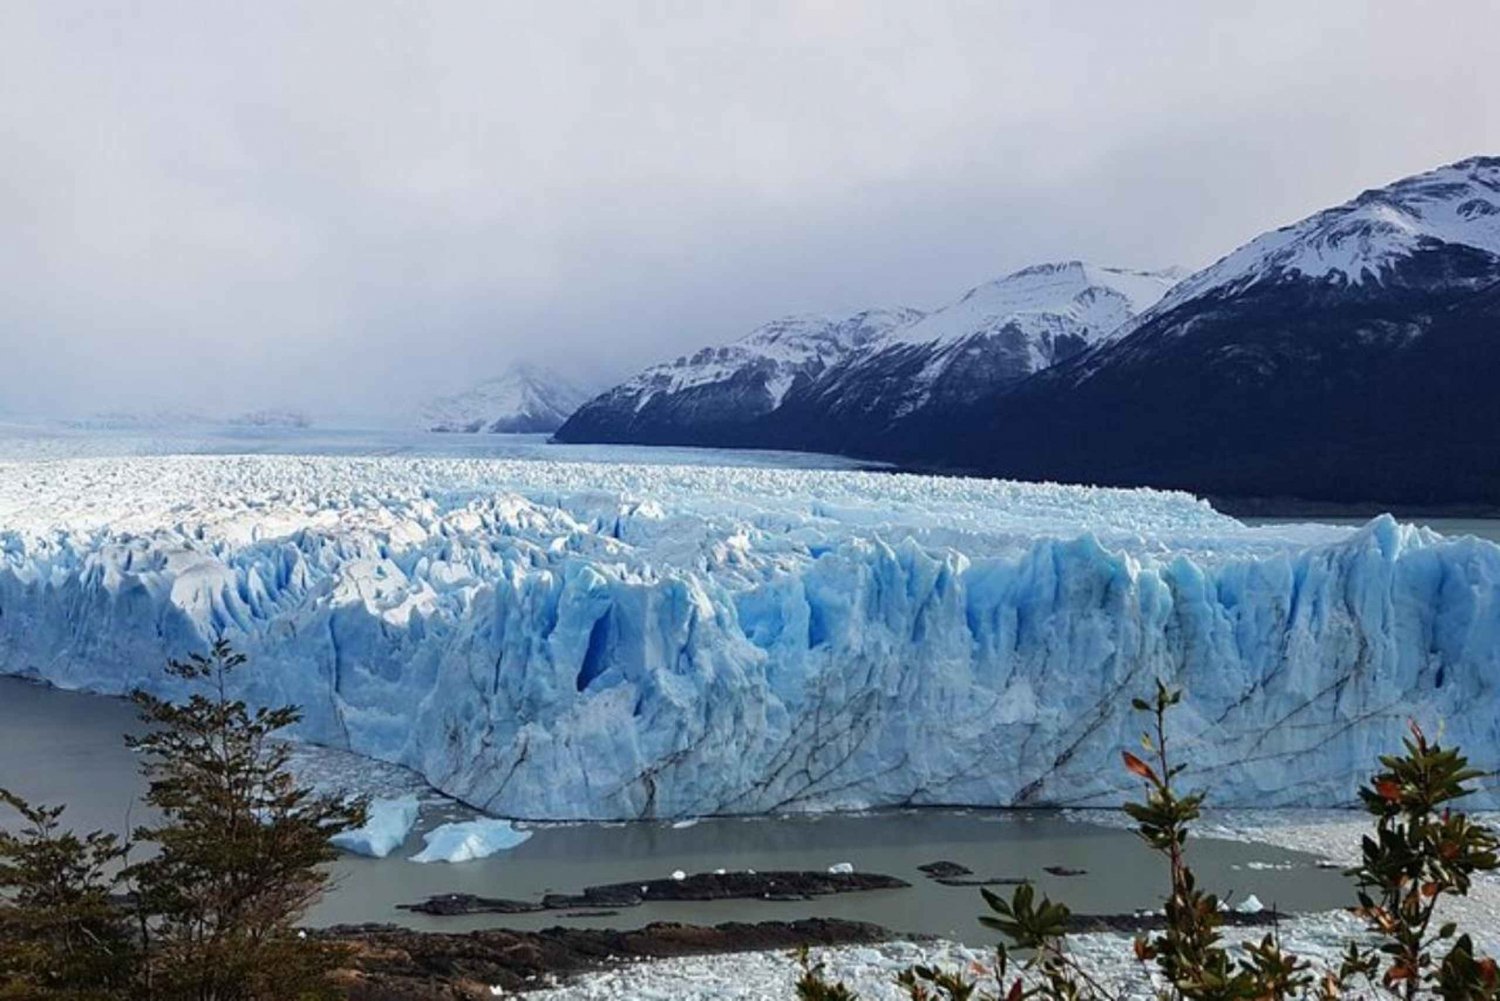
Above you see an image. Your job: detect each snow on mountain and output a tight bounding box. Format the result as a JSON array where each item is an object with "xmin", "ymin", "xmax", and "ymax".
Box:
[
  {"xmin": 3, "ymin": 452, "xmax": 1497, "ymax": 818},
  {"xmin": 807, "ymin": 261, "xmax": 1181, "ymax": 425},
  {"xmin": 1148, "ymin": 155, "xmax": 1500, "ymax": 315},
  {"xmin": 423, "ymin": 363, "xmax": 593, "ymax": 433},
  {"xmin": 889, "ymin": 261, "xmax": 1180, "ymax": 351},
  {"xmin": 614, "ymin": 308, "xmax": 920, "ymax": 413}
]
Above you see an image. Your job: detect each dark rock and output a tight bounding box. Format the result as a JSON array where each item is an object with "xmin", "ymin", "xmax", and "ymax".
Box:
[
  {"xmin": 1067, "ymin": 910, "xmax": 1286, "ymax": 934},
  {"xmin": 397, "ymin": 893, "xmax": 546, "ymax": 916},
  {"xmin": 400, "ymin": 870, "xmax": 909, "ymax": 918},
  {"xmin": 916, "ymin": 861, "xmax": 973, "ymax": 879},
  {"xmin": 323, "ymin": 917, "xmax": 891, "ymax": 999},
  {"xmin": 934, "ymin": 876, "xmax": 1030, "ymax": 887},
  {"xmin": 588, "ymin": 870, "xmax": 909, "ymax": 903},
  {"xmin": 1044, "ymin": 866, "xmax": 1088, "ymax": 877}
]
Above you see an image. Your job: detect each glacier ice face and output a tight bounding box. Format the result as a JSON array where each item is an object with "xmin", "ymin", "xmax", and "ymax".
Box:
[
  {"xmin": 410, "ymin": 818, "xmax": 532, "ymax": 863},
  {"xmin": 1, "ymin": 453, "xmax": 1497, "ymax": 819},
  {"xmin": 330, "ymin": 795, "xmax": 421, "ymax": 858}
]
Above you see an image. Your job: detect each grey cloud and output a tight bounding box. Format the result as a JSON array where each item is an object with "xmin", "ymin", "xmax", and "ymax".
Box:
[{"xmin": 1, "ymin": 0, "xmax": 1496, "ymax": 416}]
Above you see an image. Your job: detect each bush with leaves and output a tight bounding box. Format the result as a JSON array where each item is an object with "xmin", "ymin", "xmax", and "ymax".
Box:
[
  {"xmin": 1342, "ymin": 720, "xmax": 1500, "ymax": 999},
  {"xmin": 0, "ymin": 791, "xmax": 137, "ymax": 999},
  {"xmin": 124, "ymin": 639, "xmax": 367, "ymax": 1000}
]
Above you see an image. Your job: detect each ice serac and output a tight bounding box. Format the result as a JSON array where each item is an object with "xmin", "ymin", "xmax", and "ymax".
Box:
[{"xmin": 1, "ymin": 454, "xmax": 1498, "ymax": 819}]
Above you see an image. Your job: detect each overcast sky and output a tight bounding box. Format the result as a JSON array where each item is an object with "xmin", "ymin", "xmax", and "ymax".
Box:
[{"xmin": 2, "ymin": 1, "xmax": 1496, "ymax": 417}]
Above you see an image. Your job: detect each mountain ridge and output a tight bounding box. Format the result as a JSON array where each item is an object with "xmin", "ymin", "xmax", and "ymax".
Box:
[
  {"xmin": 556, "ymin": 261, "xmax": 1178, "ymax": 451},
  {"xmin": 914, "ymin": 156, "xmax": 1500, "ymax": 504}
]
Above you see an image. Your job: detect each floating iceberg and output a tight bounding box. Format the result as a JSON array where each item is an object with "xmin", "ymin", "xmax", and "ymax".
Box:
[
  {"xmin": 330, "ymin": 795, "xmax": 421, "ymax": 858},
  {"xmin": 410, "ymin": 817, "xmax": 533, "ymax": 863},
  {"xmin": 1, "ymin": 454, "xmax": 1498, "ymax": 819}
]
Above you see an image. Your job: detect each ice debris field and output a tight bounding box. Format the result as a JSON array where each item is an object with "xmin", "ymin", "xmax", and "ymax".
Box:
[{"xmin": 1, "ymin": 451, "xmax": 1498, "ymax": 819}]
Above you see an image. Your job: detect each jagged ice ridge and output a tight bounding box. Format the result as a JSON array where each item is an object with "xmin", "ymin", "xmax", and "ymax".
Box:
[{"xmin": 1, "ymin": 454, "xmax": 1497, "ymax": 818}]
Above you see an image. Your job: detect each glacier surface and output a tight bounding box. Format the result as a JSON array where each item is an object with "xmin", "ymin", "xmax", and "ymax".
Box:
[{"xmin": 1, "ymin": 453, "xmax": 1497, "ymax": 818}]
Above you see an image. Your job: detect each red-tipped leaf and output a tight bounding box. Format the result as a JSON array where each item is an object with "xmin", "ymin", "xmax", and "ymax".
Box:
[{"xmin": 1122, "ymin": 751, "xmax": 1157, "ymax": 783}]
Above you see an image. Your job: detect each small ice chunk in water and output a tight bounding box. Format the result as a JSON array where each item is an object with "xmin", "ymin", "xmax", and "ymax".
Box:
[
  {"xmin": 1237, "ymin": 894, "xmax": 1265, "ymax": 914},
  {"xmin": 330, "ymin": 796, "xmax": 421, "ymax": 858},
  {"xmin": 409, "ymin": 817, "xmax": 532, "ymax": 863}
]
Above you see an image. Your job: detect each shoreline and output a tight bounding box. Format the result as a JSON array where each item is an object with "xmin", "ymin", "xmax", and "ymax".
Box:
[
  {"xmin": 470, "ymin": 810, "xmax": 1500, "ymax": 999},
  {"xmin": 323, "ymin": 917, "xmax": 892, "ymax": 999}
]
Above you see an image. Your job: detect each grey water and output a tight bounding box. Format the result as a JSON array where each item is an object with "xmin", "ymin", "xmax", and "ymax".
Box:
[{"xmin": 0, "ymin": 677, "xmax": 1354, "ymax": 946}]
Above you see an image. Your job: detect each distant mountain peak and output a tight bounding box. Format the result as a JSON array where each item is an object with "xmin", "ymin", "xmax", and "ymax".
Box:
[
  {"xmin": 1157, "ymin": 156, "xmax": 1500, "ymax": 311},
  {"xmin": 616, "ymin": 307, "xmax": 924, "ymax": 413},
  {"xmin": 423, "ymin": 363, "xmax": 593, "ymax": 433},
  {"xmin": 888, "ymin": 259, "xmax": 1181, "ymax": 349}
]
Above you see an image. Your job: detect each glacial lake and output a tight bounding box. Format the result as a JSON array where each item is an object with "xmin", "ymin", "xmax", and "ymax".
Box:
[{"xmin": 0, "ymin": 677, "xmax": 1355, "ymax": 946}]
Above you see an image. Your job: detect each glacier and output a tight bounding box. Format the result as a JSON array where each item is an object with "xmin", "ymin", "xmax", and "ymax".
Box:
[{"xmin": 1, "ymin": 453, "xmax": 1498, "ymax": 819}]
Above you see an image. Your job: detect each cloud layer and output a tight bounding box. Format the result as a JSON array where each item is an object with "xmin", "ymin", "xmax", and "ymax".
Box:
[{"xmin": 2, "ymin": 1, "xmax": 1496, "ymax": 416}]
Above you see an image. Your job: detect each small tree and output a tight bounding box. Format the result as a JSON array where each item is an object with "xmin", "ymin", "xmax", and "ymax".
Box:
[
  {"xmin": 1123, "ymin": 682, "xmax": 1311, "ymax": 1001},
  {"xmin": 126, "ymin": 640, "xmax": 365, "ymax": 1001},
  {"xmin": 0, "ymin": 790, "xmax": 136, "ymax": 999}
]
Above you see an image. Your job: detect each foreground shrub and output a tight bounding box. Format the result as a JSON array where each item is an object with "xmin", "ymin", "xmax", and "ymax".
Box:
[
  {"xmin": 0, "ymin": 792, "xmax": 136, "ymax": 999},
  {"xmin": 126, "ymin": 640, "xmax": 366, "ymax": 1000}
]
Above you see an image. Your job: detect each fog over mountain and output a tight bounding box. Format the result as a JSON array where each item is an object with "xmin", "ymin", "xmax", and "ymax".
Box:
[{"xmin": 1, "ymin": 1, "xmax": 1496, "ymax": 418}]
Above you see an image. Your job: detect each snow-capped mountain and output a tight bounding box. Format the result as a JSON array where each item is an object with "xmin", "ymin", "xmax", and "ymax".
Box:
[
  {"xmin": 423, "ymin": 364, "xmax": 593, "ymax": 433},
  {"xmin": 558, "ymin": 308, "xmax": 921, "ymax": 446},
  {"xmin": 1153, "ymin": 155, "xmax": 1500, "ymax": 307},
  {"xmin": 569, "ymin": 156, "xmax": 1500, "ymax": 504},
  {"xmin": 801, "ymin": 262, "xmax": 1180, "ymax": 437},
  {"xmin": 926, "ymin": 155, "xmax": 1500, "ymax": 503},
  {"xmin": 556, "ymin": 262, "xmax": 1177, "ymax": 451}
]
